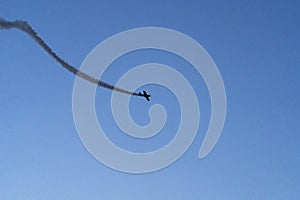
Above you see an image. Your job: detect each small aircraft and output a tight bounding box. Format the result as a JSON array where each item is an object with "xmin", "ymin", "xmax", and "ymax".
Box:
[{"xmin": 139, "ymin": 90, "xmax": 151, "ymax": 101}]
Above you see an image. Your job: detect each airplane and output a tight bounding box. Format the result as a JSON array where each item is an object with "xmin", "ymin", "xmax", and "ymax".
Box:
[{"xmin": 139, "ymin": 90, "xmax": 151, "ymax": 101}]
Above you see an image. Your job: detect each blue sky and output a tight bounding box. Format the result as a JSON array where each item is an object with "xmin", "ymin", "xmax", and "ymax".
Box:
[{"xmin": 0, "ymin": 0, "xmax": 299, "ymax": 199}]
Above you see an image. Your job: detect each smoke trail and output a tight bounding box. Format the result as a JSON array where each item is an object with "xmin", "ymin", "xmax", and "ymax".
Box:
[{"xmin": 0, "ymin": 18, "xmax": 145, "ymax": 97}]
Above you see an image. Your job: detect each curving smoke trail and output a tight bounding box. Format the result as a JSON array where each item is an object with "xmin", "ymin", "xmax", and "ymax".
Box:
[{"xmin": 0, "ymin": 18, "xmax": 145, "ymax": 97}]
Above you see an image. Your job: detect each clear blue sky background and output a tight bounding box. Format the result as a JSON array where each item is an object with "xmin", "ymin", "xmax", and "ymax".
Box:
[{"xmin": 0, "ymin": 0, "xmax": 299, "ymax": 199}]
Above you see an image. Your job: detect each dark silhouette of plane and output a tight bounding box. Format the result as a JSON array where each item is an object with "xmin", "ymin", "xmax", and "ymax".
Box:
[{"xmin": 139, "ymin": 90, "xmax": 151, "ymax": 101}]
